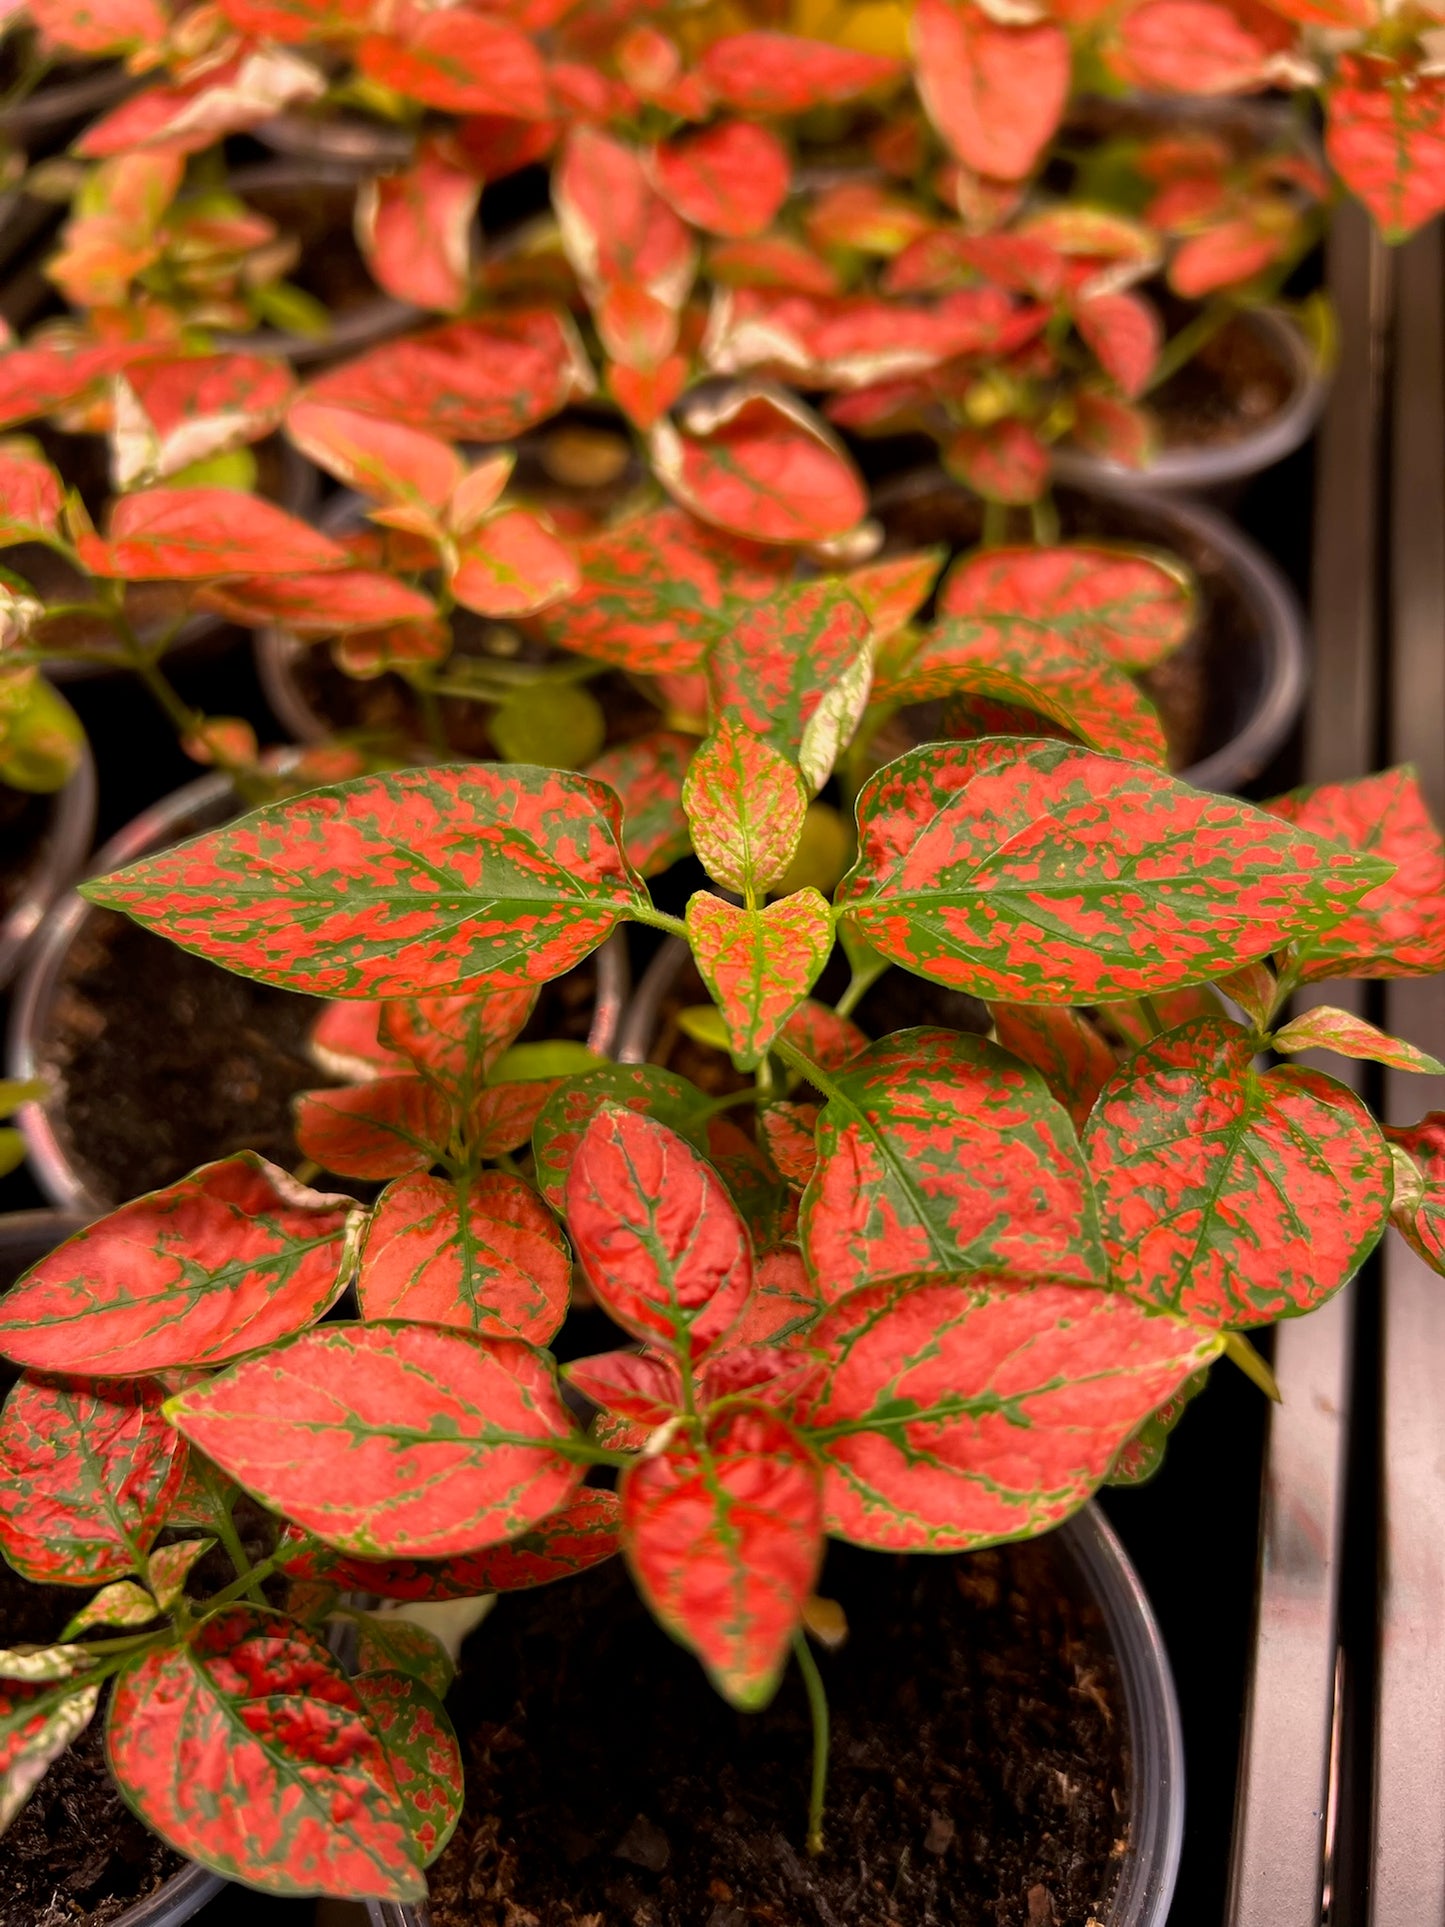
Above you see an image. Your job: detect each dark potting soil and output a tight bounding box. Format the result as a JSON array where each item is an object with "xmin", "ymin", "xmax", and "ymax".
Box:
[
  {"xmin": 0, "ymin": 1561, "xmax": 181, "ymax": 1926},
  {"xmin": 1147, "ymin": 311, "xmax": 1295, "ymax": 453},
  {"xmin": 40, "ymin": 907, "xmax": 331, "ymax": 1206},
  {"xmin": 0, "ymin": 784, "xmax": 47, "ymax": 915},
  {"xmin": 430, "ymin": 1534, "xmax": 1128, "ymax": 1927}
]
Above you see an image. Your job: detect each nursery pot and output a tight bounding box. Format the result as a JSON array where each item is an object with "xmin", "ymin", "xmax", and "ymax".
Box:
[
  {"xmin": 7, "ymin": 770, "xmax": 630, "ymax": 1211},
  {"xmin": 1051, "ymin": 306, "xmax": 1326, "ymax": 496},
  {"xmin": 0, "ymin": 1210, "xmax": 229, "ymax": 1925},
  {"xmin": 0, "ymin": 727, "xmax": 95, "ymax": 991},
  {"xmin": 358, "ymin": 1504, "xmax": 1181, "ymax": 1927},
  {"xmin": 871, "ymin": 469, "xmax": 1308, "ymax": 795}
]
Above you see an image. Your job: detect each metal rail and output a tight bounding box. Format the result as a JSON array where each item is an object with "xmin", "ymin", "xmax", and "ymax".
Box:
[{"xmin": 1226, "ymin": 202, "xmax": 1391, "ymax": 1927}]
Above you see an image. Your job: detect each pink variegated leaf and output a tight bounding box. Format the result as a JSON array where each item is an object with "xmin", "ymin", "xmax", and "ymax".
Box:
[
  {"xmin": 651, "ymin": 122, "xmax": 790, "ymax": 240},
  {"xmin": 783, "ymin": 1002, "xmax": 868, "ymax": 1072},
  {"xmin": 295, "ymin": 1079, "xmax": 451, "ymax": 1180},
  {"xmin": 587, "ymin": 733, "xmax": 694, "ymax": 877},
  {"xmin": 358, "ymin": 12, "xmax": 550, "ymax": 116},
  {"xmin": 1327, "ymin": 56, "xmax": 1445, "ymax": 243},
  {"xmin": 913, "ymin": 0, "xmax": 1069, "ymax": 182},
  {"xmin": 195, "ymin": 571, "xmax": 436, "ymax": 635},
  {"xmin": 687, "ymin": 890, "xmax": 834, "ymax": 1069},
  {"xmin": 555, "ymin": 126, "xmax": 695, "ymax": 369},
  {"xmin": 699, "ymin": 32, "xmax": 903, "ymax": 113},
  {"xmin": 843, "ymin": 549, "xmax": 945, "ymax": 642},
  {"xmin": 380, "ymin": 986, "xmax": 538, "ymax": 1101},
  {"xmin": 992, "ymin": 1004, "xmax": 1116, "ymax": 1132},
  {"xmin": 945, "ymin": 420, "xmax": 1049, "ymax": 505},
  {"xmin": 1108, "ymin": 0, "xmax": 1276, "ymax": 94},
  {"xmin": 1271, "ymin": 1008, "xmax": 1445, "ymax": 1075},
  {"xmin": 450, "ymin": 511, "xmax": 578, "ymax": 617},
  {"xmin": 760, "ymin": 1102, "xmax": 820, "ymax": 1190},
  {"xmin": 727, "ymin": 1245, "xmax": 822, "ymax": 1347},
  {"xmin": 1069, "ymin": 389, "xmax": 1159, "ymax": 469},
  {"xmin": 938, "ymin": 543, "xmax": 1194, "ymax": 670},
  {"xmin": 357, "ymin": 138, "xmax": 480, "ymax": 315},
  {"xmin": 1072, "ymin": 290, "xmax": 1161, "ymax": 399},
  {"xmin": 681, "ymin": 721, "xmax": 808, "ymax": 898},
  {"xmin": 564, "ymin": 1349, "xmax": 682, "ymax": 1424},
  {"xmin": 286, "ymin": 400, "xmax": 461, "ymax": 513},
  {"xmin": 651, "ymin": 387, "xmax": 866, "ymax": 545},
  {"xmin": 1385, "ymin": 1116, "xmax": 1445, "ymax": 1276},
  {"xmin": 531, "ymin": 1064, "xmax": 709, "ymax": 1212}
]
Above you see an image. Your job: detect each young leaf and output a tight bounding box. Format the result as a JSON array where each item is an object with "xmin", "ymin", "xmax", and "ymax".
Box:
[
  {"xmin": 1084, "ymin": 1016, "xmax": 1393, "ymax": 1328},
  {"xmin": 532, "ymin": 1064, "xmax": 708, "ymax": 1211},
  {"xmin": 537, "ymin": 504, "xmax": 787, "ymax": 672},
  {"xmin": 0, "ymin": 1155, "xmax": 359, "ymax": 1376},
  {"xmin": 800, "ymin": 1273, "xmax": 1220, "ymax": 1549},
  {"xmin": 682, "ymin": 722, "xmax": 808, "ymax": 898},
  {"xmin": 836, "ymin": 740, "xmax": 1394, "ymax": 1002},
  {"xmin": 283, "ymin": 1490, "xmax": 623, "ymax": 1599},
  {"xmin": 651, "ymin": 388, "xmax": 866, "ymax": 545},
  {"xmin": 555, "ymin": 126, "xmax": 695, "ymax": 369},
  {"xmin": 945, "ymin": 421, "xmax": 1049, "ymax": 505},
  {"xmin": 564, "ymin": 1349, "xmax": 682, "ymax": 1425},
  {"xmin": 195, "ymin": 571, "xmax": 437, "ymax": 635},
  {"xmin": 62, "ymin": 1581, "xmax": 159, "ymax": 1636},
  {"xmin": 708, "ymin": 581, "xmax": 872, "ymax": 791},
  {"xmin": 565, "ymin": 1105, "xmax": 753, "ymax": 1359},
  {"xmin": 285, "ymin": 400, "xmax": 462, "ymax": 510},
  {"xmin": 699, "ymin": 32, "xmax": 903, "ymax": 112},
  {"xmin": 799, "ymin": 1027, "xmax": 1105, "ymax": 1299},
  {"xmin": 147, "ymin": 1538, "xmax": 212, "ymax": 1608},
  {"xmin": 1073, "ymin": 291, "xmax": 1161, "ymax": 400},
  {"xmin": 380, "ymin": 986, "xmax": 538, "ymax": 1102},
  {"xmin": 913, "ymin": 0, "xmax": 1070, "ymax": 182},
  {"xmin": 294, "ymin": 1079, "xmax": 450, "ymax": 1179},
  {"xmin": 359, "ymin": 1173, "xmax": 569, "ymax": 1342},
  {"xmin": 0, "ymin": 1377, "xmax": 186, "ymax": 1585},
  {"xmin": 588, "ymin": 732, "xmax": 695, "ymax": 877},
  {"xmin": 1384, "ymin": 1116, "xmax": 1445, "ymax": 1276},
  {"xmin": 687, "ymin": 891, "xmax": 833, "ymax": 1069},
  {"xmin": 116, "ymin": 354, "xmax": 295, "ymax": 488},
  {"xmin": 727, "ymin": 1246, "xmax": 823, "ymax": 1347},
  {"xmin": 305, "ymin": 311, "xmax": 594, "ymax": 443},
  {"xmin": 0, "ymin": 445, "xmax": 64, "ymax": 543},
  {"xmin": 107, "ymin": 1608, "xmax": 424, "ymax": 1899},
  {"xmin": 652, "ymin": 121, "xmax": 791, "ymax": 240},
  {"xmin": 1267, "ymin": 767, "xmax": 1445, "ymax": 980},
  {"xmin": 0, "ymin": 1678, "xmax": 99, "ymax": 1836},
  {"xmin": 450, "ymin": 510, "xmax": 579, "ymax": 618},
  {"xmin": 351, "ymin": 1670, "xmax": 463, "ymax": 1865},
  {"xmin": 938, "ymin": 545, "xmax": 1193, "ymax": 672},
  {"xmin": 357, "ymin": 12, "xmax": 549, "ymax": 116},
  {"xmin": 992, "ymin": 1004, "xmax": 1116, "ymax": 1132},
  {"xmin": 75, "ymin": 489, "xmax": 347, "ymax": 580},
  {"xmin": 878, "ymin": 616, "xmax": 1169, "ymax": 766},
  {"xmin": 621, "ymin": 1402, "xmax": 823, "ymax": 1709},
  {"xmin": 354, "ymin": 1617, "xmax": 455, "ymax": 1700},
  {"xmin": 83, "ymin": 765, "xmax": 651, "ymax": 999},
  {"xmin": 167, "ymin": 1323, "xmax": 584, "ymax": 1559},
  {"xmin": 1271, "ymin": 1008, "xmax": 1445, "ymax": 1075}
]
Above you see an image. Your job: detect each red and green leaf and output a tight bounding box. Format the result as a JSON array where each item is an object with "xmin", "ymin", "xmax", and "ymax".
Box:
[
  {"xmin": 0, "ymin": 444, "xmax": 64, "ymax": 543},
  {"xmin": 358, "ymin": 12, "xmax": 549, "ymax": 116},
  {"xmin": 1108, "ymin": 0, "xmax": 1275, "ymax": 95},
  {"xmin": 938, "ymin": 544, "xmax": 1193, "ymax": 671},
  {"xmin": 84, "ymin": 765, "xmax": 650, "ymax": 999},
  {"xmin": 358, "ymin": 137, "xmax": 479, "ymax": 315},
  {"xmin": 587, "ymin": 733, "xmax": 694, "ymax": 877},
  {"xmin": 699, "ymin": 32, "xmax": 903, "ymax": 113},
  {"xmin": 565, "ymin": 1349, "xmax": 682, "ymax": 1425},
  {"xmin": 652, "ymin": 121, "xmax": 791, "ymax": 240},
  {"xmin": 195, "ymin": 571, "xmax": 436, "ymax": 636},
  {"xmin": 565, "ymin": 1104, "xmax": 752, "ymax": 1359},
  {"xmin": 945, "ymin": 420, "xmax": 1049, "ymax": 505},
  {"xmin": 0, "ymin": 1377, "xmax": 185, "ymax": 1585},
  {"xmin": 1384, "ymin": 1116, "xmax": 1445, "ymax": 1277},
  {"xmin": 760, "ymin": 1102, "xmax": 820, "ymax": 1190},
  {"xmin": 168, "ymin": 1324, "xmax": 584, "ymax": 1559},
  {"xmin": 799, "ymin": 1027, "xmax": 1104, "ymax": 1299},
  {"xmin": 555, "ymin": 126, "xmax": 695, "ymax": 369},
  {"xmin": 798, "ymin": 1272, "xmax": 1220, "ymax": 1548},
  {"xmin": 682, "ymin": 721, "xmax": 808, "ymax": 897},
  {"xmin": 651, "ymin": 388, "xmax": 866, "ymax": 545},
  {"xmin": 450, "ymin": 510, "xmax": 578, "ymax": 618},
  {"xmin": 351, "ymin": 1670, "xmax": 463, "ymax": 1864},
  {"xmin": 353, "ymin": 1619, "xmax": 454, "ymax": 1701},
  {"xmin": 359, "ymin": 1173, "xmax": 569, "ymax": 1342},
  {"xmin": 1084, "ymin": 1016, "xmax": 1393, "ymax": 1327},
  {"xmin": 835, "ymin": 740, "xmax": 1393, "ymax": 1003},
  {"xmin": 687, "ymin": 891, "xmax": 834, "ymax": 1069},
  {"xmin": 0, "ymin": 1156, "xmax": 359, "ymax": 1376},
  {"xmin": 295, "ymin": 1079, "xmax": 449, "ymax": 1180},
  {"xmin": 0, "ymin": 1677, "xmax": 99, "ymax": 1834},
  {"xmin": 75, "ymin": 489, "xmax": 346, "ymax": 581},
  {"xmin": 380, "ymin": 986, "xmax": 537, "ymax": 1102},
  {"xmin": 285, "ymin": 400, "xmax": 461, "ymax": 510},
  {"xmin": 913, "ymin": 0, "xmax": 1070, "ymax": 182},
  {"xmin": 1072, "ymin": 291, "xmax": 1161, "ymax": 399},
  {"xmin": 531, "ymin": 1063, "xmax": 709, "ymax": 1211},
  {"xmin": 992, "ymin": 1004, "xmax": 1116, "ymax": 1132},
  {"xmin": 621, "ymin": 1402, "xmax": 823, "ymax": 1708},
  {"xmin": 727, "ymin": 1245, "xmax": 823, "ymax": 1347},
  {"xmin": 1271, "ymin": 1007, "xmax": 1445, "ymax": 1075},
  {"xmin": 1327, "ymin": 56, "xmax": 1445, "ymax": 243},
  {"xmin": 107, "ymin": 1608, "xmax": 423, "ymax": 1898},
  {"xmin": 783, "ymin": 1001, "xmax": 868, "ymax": 1072}
]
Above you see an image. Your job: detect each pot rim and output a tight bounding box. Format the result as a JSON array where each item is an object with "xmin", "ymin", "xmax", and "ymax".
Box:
[
  {"xmin": 109, "ymin": 1859, "xmax": 228, "ymax": 1927},
  {"xmin": 0, "ymin": 728, "xmax": 96, "ymax": 993},
  {"xmin": 359, "ymin": 1501, "xmax": 1180, "ymax": 1927},
  {"xmin": 7, "ymin": 768, "xmax": 629, "ymax": 1210},
  {"xmin": 1051, "ymin": 305, "xmax": 1326, "ymax": 494},
  {"xmin": 870, "ymin": 466, "xmax": 1307, "ymax": 796}
]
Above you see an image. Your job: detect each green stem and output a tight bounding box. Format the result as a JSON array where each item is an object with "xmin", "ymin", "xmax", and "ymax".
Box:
[
  {"xmin": 1224, "ymin": 1332, "xmax": 1282, "ymax": 1403},
  {"xmin": 772, "ymin": 1034, "xmax": 846, "ymax": 1107},
  {"xmin": 1143, "ymin": 303, "xmax": 1232, "ymax": 396},
  {"xmin": 411, "ymin": 677, "xmax": 451, "ymax": 761},
  {"xmin": 792, "ymin": 1631, "xmax": 830, "ymax": 1857},
  {"xmin": 633, "ymin": 904, "xmax": 690, "ymax": 941},
  {"xmin": 1137, "ymin": 995, "xmax": 1167, "ymax": 1040},
  {"xmin": 980, "ymin": 498, "xmax": 1008, "ymax": 548},
  {"xmin": 696, "ymin": 1086, "xmax": 765, "ymax": 1122},
  {"xmin": 1030, "ymin": 494, "xmax": 1061, "ymax": 547}
]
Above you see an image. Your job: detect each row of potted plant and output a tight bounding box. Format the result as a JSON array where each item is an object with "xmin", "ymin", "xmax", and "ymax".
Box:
[{"xmin": 0, "ymin": 0, "xmax": 1444, "ymax": 1919}]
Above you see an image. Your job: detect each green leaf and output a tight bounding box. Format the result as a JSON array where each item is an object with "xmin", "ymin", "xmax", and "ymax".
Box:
[{"xmin": 488, "ymin": 684, "xmax": 606, "ymax": 770}]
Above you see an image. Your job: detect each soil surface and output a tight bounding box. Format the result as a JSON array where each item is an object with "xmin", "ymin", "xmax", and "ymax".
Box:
[
  {"xmin": 1147, "ymin": 310, "xmax": 1295, "ymax": 453},
  {"xmin": 430, "ymin": 1533, "xmax": 1129, "ymax": 1927},
  {"xmin": 0, "ymin": 1562, "xmax": 182, "ymax": 1926}
]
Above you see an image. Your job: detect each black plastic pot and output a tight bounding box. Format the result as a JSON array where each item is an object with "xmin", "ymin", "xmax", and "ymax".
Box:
[
  {"xmin": 871, "ymin": 468, "xmax": 1307, "ymax": 795},
  {"xmin": 8, "ymin": 769, "xmax": 630, "ymax": 1211},
  {"xmin": 0, "ymin": 728, "xmax": 95, "ymax": 991}
]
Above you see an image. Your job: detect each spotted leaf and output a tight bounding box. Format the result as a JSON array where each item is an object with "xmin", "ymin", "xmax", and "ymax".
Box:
[
  {"xmin": 358, "ymin": 12, "xmax": 549, "ymax": 116},
  {"xmin": 1073, "ymin": 291, "xmax": 1161, "ymax": 400},
  {"xmin": 354, "ymin": 1619, "xmax": 454, "ymax": 1700},
  {"xmin": 380, "ymin": 986, "xmax": 538, "ymax": 1104},
  {"xmin": 295, "ymin": 1079, "xmax": 449, "ymax": 1180},
  {"xmin": 587, "ymin": 733, "xmax": 694, "ymax": 877},
  {"xmin": 836, "ymin": 740, "xmax": 1393, "ymax": 1003},
  {"xmin": 1384, "ymin": 1116, "xmax": 1445, "ymax": 1276},
  {"xmin": 0, "ymin": 1156, "xmax": 359, "ymax": 1376},
  {"xmin": 938, "ymin": 544, "xmax": 1194, "ymax": 671},
  {"xmin": 913, "ymin": 0, "xmax": 1069, "ymax": 182},
  {"xmin": 305, "ymin": 311, "xmax": 593, "ymax": 443},
  {"xmin": 0, "ymin": 1376, "xmax": 186, "ymax": 1586},
  {"xmin": 283, "ymin": 1490, "xmax": 623, "ymax": 1599},
  {"xmin": 707, "ymin": 581, "xmax": 872, "ymax": 791},
  {"xmin": 84, "ymin": 765, "xmax": 650, "ymax": 999},
  {"xmin": 75, "ymin": 489, "xmax": 346, "ymax": 580},
  {"xmin": 843, "ymin": 550, "xmax": 944, "ymax": 643},
  {"xmin": 687, "ymin": 891, "xmax": 833, "ymax": 1070},
  {"xmin": 1109, "ymin": 0, "xmax": 1275, "ymax": 94},
  {"xmin": 760, "ymin": 1102, "xmax": 820, "ymax": 1190},
  {"xmin": 359, "ymin": 1173, "xmax": 569, "ymax": 1342},
  {"xmin": 195, "ymin": 571, "xmax": 437, "ymax": 636},
  {"xmin": 285, "ymin": 401, "xmax": 461, "ymax": 510},
  {"xmin": 651, "ymin": 121, "xmax": 790, "ymax": 240},
  {"xmin": 532, "ymin": 1064, "xmax": 708, "ymax": 1212},
  {"xmin": 992, "ymin": 1004, "xmax": 1116, "ymax": 1132},
  {"xmin": 168, "ymin": 1324, "xmax": 583, "ymax": 1560},
  {"xmin": 879, "ymin": 617, "xmax": 1168, "ymax": 766},
  {"xmin": 799, "ymin": 1027, "xmax": 1104, "ymax": 1300},
  {"xmin": 651, "ymin": 388, "xmax": 866, "ymax": 545},
  {"xmin": 783, "ymin": 1001, "xmax": 868, "ymax": 1072},
  {"xmin": 0, "ymin": 1678, "xmax": 99, "ymax": 1836},
  {"xmin": 565, "ymin": 1105, "xmax": 752, "ymax": 1360},
  {"xmin": 358, "ymin": 137, "xmax": 479, "ymax": 316},
  {"xmin": 1327, "ymin": 56, "xmax": 1445, "ymax": 243},
  {"xmin": 1267, "ymin": 767, "xmax": 1445, "ymax": 980},
  {"xmin": 799, "ymin": 1273, "xmax": 1220, "ymax": 1549},
  {"xmin": 1084, "ymin": 1016, "xmax": 1392, "ymax": 1328},
  {"xmin": 727, "ymin": 1245, "xmax": 823, "ymax": 1347},
  {"xmin": 107, "ymin": 1608, "xmax": 423, "ymax": 1898},
  {"xmin": 682, "ymin": 721, "xmax": 808, "ymax": 898},
  {"xmin": 0, "ymin": 445, "xmax": 64, "ymax": 543},
  {"xmin": 555, "ymin": 126, "xmax": 695, "ymax": 370},
  {"xmin": 699, "ymin": 33, "xmax": 903, "ymax": 113},
  {"xmin": 621, "ymin": 1402, "xmax": 822, "ymax": 1708},
  {"xmin": 1271, "ymin": 1007, "xmax": 1445, "ymax": 1075},
  {"xmin": 352, "ymin": 1671, "xmax": 462, "ymax": 1865}
]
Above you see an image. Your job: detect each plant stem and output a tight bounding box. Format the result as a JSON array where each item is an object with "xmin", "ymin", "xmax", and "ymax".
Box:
[
  {"xmin": 1224, "ymin": 1331, "xmax": 1282, "ymax": 1403},
  {"xmin": 792, "ymin": 1631, "xmax": 830, "ymax": 1857},
  {"xmin": 1143, "ymin": 303, "xmax": 1232, "ymax": 396},
  {"xmin": 772, "ymin": 1033, "xmax": 846, "ymax": 1107},
  {"xmin": 980, "ymin": 498, "xmax": 1008, "ymax": 548},
  {"xmin": 632, "ymin": 904, "xmax": 690, "ymax": 941},
  {"xmin": 412, "ymin": 677, "xmax": 451, "ymax": 760},
  {"xmin": 1137, "ymin": 995, "xmax": 1167, "ymax": 1039}
]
